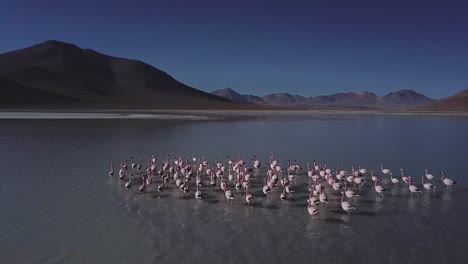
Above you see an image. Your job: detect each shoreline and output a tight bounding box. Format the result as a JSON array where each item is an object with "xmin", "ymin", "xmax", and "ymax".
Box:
[{"xmin": 1, "ymin": 109, "xmax": 468, "ymax": 119}]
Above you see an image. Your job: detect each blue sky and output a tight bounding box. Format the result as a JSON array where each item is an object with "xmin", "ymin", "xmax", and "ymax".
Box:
[{"xmin": 1, "ymin": 0, "xmax": 467, "ymax": 98}]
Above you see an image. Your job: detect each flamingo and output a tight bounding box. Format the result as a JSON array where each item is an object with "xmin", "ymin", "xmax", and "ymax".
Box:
[
  {"xmin": 307, "ymin": 163, "xmax": 314, "ymax": 178},
  {"xmin": 280, "ymin": 185, "xmax": 286, "ymax": 202},
  {"xmin": 183, "ymin": 179, "xmax": 190, "ymax": 198},
  {"xmin": 307, "ymin": 189, "xmax": 319, "ymax": 206},
  {"xmin": 374, "ymin": 178, "xmax": 386, "ymax": 197},
  {"xmin": 390, "ymin": 172, "xmax": 401, "ymax": 184},
  {"xmin": 307, "ymin": 200, "xmax": 319, "ymax": 216},
  {"xmin": 353, "ymin": 175, "xmax": 365, "ymax": 189},
  {"xmin": 425, "ymin": 169, "xmax": 434, "ymax": 180},
  {"xmin": 421, "ymin": 176, "xmax": 436, "ymax": 194},
  {"xmin": 340, "ymin": 192, "xmax": 356, "ymax": 215},
  {"xmin": 131, "ymin": 157, "xmax": 137, "ymax": 169},
  {"xmin": 440, "ymin": 172, "xmax": 458, "ymax": 190},
  {"xmin": 119, "ymin": 162, "xmax": 126, "ymax": 180},
  {"xmin": 146, "ymin": 173, "xmax": 153, "ymax": 186},
  {"xmin": 319, "ymin": 188, "xmax": 328, "ymax": 206},
  {"xmin": 263, "ymin": 176, "xmax": 271, "ymax": 200},
  {"xmin": 137, "ymin": 158, "xmax": 142, "ymax": 171},
  {"xmin": 253, "ymin": 156, "xmax": 261, "ymax": 169},
  {"xmin": 331, "ymin": 178, "xmax": 342, "ymax": 192},
  {"xmin": 344, "ymin": 182, "xmax": 359, "ymax": 202},
  {"xmin": 400, "ymin": 169, "xmax": 409, "ymax": 183},
  {"xmin": 370, "ymin": 171, "xmax": 377, "ymax": 182},
  {"xmin": 125, "ymin": 174, "xmax": 132, "ymax": 189},
  {"xmin": 109, "ymin": 163, "xmax": 115, "ymax": 176},
  {"xmin": 359, "ymin": 166, "xmax": 368, "ymax": 175},
  {"xmin": 245, "ymin": 186, "xmax": 253, "ymax": 206},
  {"xmin": 381, "ymin": 165, "xmax": 391, "ymax": 175},
  {"xmin": 139, "ymin": 175, "xmax": 146, "ymax": 193},
  {"xmin": 408, "ymin": 177, "xmax": 422, "ymax": 196},
  {"xmin": 157, "ymin": 177, "xmax": 165, "ymax": 192},
  {"xmin": 223, "ymin": 184, "xmax": 234, "ymax": 202},
  {"xmin": 195, "ymin": 184, "xmax": 202, "ymax": 199}
]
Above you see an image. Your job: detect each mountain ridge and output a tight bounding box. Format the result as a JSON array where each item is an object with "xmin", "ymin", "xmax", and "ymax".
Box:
[{"xmin": 211, "ymin": 87, "xmax": 437, "ymax": 110}]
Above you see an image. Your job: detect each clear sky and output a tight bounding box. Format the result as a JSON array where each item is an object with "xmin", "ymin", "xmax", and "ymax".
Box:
[{"xmin": 1, "ymin": 0, "xmax": 467, "ymax": 98}]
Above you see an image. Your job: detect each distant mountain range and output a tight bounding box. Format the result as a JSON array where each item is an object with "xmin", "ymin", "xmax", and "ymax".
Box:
[
  {"xmin": 0, "ymin": 40, "xmax": 466, "ymax": 111},
  {"xmin": 212, "ymin": 87, "xmax": 437, "ymax": 110}
]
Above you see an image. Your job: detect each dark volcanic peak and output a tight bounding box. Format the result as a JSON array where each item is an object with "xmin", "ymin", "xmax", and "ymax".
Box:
[
  {"xmin": 378, "ymin": 89, "xmax": 435, "ymax": 109},
  {"xmin": 212, "ymin": 87, "xmax": 264, "ymax": 104},
  {"xmin": 0, "ymin": 40, "xmax": 247, "ymax": 109}
]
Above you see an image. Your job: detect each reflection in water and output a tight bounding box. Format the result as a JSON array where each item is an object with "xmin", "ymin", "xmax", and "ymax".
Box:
[
  {"xmin": 442, "ymin": 191, "xmax": 453, "ymax": 211},
  {"xmin": 407, "ymin": 197, "xmax": 417, "ymax": 213}
]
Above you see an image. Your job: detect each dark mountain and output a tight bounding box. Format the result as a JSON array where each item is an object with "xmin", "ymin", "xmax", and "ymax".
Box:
[
  {"xmin": 417, "ymin": 89, "xmax": 468, "ymax": 111},
  {"xmin": 303, "ymin": 91, "xmax": 378, "ymax": 109},
  {"xmin": 378, "ymin": 89, "xmax": 436, "ymax": 109},
  {"xmin": 212, "ymin": 87, "xmax": 264, "ymax": 104},
  {"xmin": 212, "ymin": 88, "xmax": 436, "ymax": 110},
  {"xmin": 262, "ymin": 93, "xmax": 307, "ymax": 105},
  {"xmin": 0, "ymin": 40, "xmax": 252, "ymax": 109}
]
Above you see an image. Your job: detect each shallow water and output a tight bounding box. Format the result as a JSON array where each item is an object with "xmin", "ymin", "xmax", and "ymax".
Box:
[{"xmin": 0, "ymin": 114, "xmax": 467, "ymax": 264}]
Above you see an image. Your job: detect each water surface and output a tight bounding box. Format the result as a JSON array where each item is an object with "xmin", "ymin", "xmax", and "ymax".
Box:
[{"xmin": 0, "ymin": 114, "xmax": 467, "ymax": 263}]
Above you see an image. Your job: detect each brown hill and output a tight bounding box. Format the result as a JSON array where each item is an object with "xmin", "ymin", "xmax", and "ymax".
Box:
[{"xmin": 417, "ymin": 89, "xmax": 468, "ymax": 111}]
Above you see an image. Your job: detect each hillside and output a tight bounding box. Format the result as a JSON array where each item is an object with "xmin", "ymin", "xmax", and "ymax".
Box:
[
  {"xmin": 417, "ymin": 89, "xmax": 468, "ymax": 111},
  {"xmin": 0, "ymin": 40, "xmax": 250, "ymax": 110}
]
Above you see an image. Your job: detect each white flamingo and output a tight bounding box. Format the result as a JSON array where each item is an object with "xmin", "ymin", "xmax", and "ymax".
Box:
[
  {"xmin": 307, "ymin": 201, "xmax": 319, "ymax": 216},
  {"xmin": 374, "ymin": 178, "xmax": 386, "ymax": 197},
  {"xmin": 223, "ymin": 185, "xmax": 234, "ymax": 202},
  {"xmin": 157, "ymin": 177, "xmax": 165, "ymax": 192},
  {"xmin": 440, "ymin": 172, "xmax": 458, "ymax": 190},
  {"xmin": 307, "ymin": 189, "xmax": 319, "ymax": 206},
  {"xmin": 390, "ymin": 172, "xmax": 401, "ymax": 184},
  {"xmin": 400, "ymin": 169, "xmax": 409, "ymax": 184},
  {"xmin": 421, "ymin": 176, "xmax": 435, "ymax": 194},
  {"xmin": 109, "ymin": 163, "xmax": 115, "ymax": 176},
  {"xmin": 371, "ymin": 171, "xmax": 377, "ymax": 182},
  {"xmin": 359, "ymin": 167, "xmax": 368, "ymax": 175},
  {"xmin": 139, "ymin": 175, "xmax": 147, "ymax": 193},
  {"xmin": 195, "ymin": 184, "xmax": 202, "ymax": 199},
  {"xmin": 344, "ymin": 182, "xmax": 359, "ymax": 202},
  {"xmin": 319, "ymin": 188, "xmax": 328, "ymax": 206},
  {"xmin": 245, "ymin": 186, "xmax": 253, "ymax": 206},
  {"xmin": 425, "ymin": 169, "xmax": 434, "ymax": 180},
  {"xmin": 381, "ymin": 165, "xmax": 391, "ymax": 175},
  {"xmin": 125, "ymin": 174, "xmax": 132, "ymax": 189},
  {"xmin": 280, "ymin": 185, "xmax": 286, "ymax": 202},
  {"xmin": 119, "ymin": 162, "xmax": 126, "ymax": 180},
  {"xmin": 408, "ymin": 177, "xmax": 422, "ymax": 196},
  {"xmin": 340, "ymin": 192, "xmax": 356, "ymax": 215}
]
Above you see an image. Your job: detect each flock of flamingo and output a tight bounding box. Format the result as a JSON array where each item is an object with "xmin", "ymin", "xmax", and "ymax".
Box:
[{"xmin": 108, "ymin": 155, "xmax": 458, "ymax": 216}]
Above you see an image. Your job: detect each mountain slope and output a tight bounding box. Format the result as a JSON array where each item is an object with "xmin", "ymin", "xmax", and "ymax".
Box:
[
  {"xmin": 0, "ymin": 40, "xmax": 245, "ymax": 109},
  {"xmin": 212, "ymin": 87, "xmax": 264, "ymax": 104},
  {"xmin": 378, "ymin": 89, "xmax": 436, "ymax": 109},
  {"xmin": 417, "ymin": 89, "xmax": 468, "ymax": 111}
]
